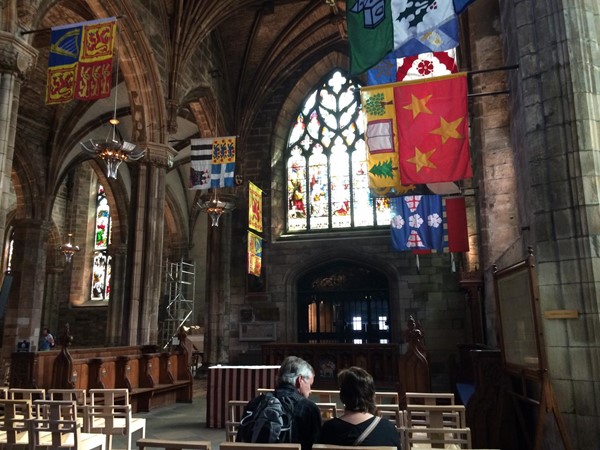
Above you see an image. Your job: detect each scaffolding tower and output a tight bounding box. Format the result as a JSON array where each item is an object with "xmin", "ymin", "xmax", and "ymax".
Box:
[{"xmin": 161, "ymin": 259, "xmax": 195, "ymax": 349}]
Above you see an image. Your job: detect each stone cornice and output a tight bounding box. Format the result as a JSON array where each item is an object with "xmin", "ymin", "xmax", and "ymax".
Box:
[
  {"xmin": 138, "ymin": 142, "xmax": 177, "ymax": 169},
  {"xmin": 0, "ymin": 32, "xmax": 38, "ymax": 79}
]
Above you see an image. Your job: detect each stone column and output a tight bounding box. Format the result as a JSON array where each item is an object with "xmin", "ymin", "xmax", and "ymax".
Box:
[
  {"xmin": 0, "ymin": 33, "xmax": 37, "ymax": 256},
  {"xmin": 126, "ymin": 142, "xmax": 175, "ymax": 345},
  {"xmin": 1, "ymin": 219, "xmax": 50, "ymax": 361},
  {"xmin": 105, "ymin": 243, "xmax": 127, "ymax": 346}
]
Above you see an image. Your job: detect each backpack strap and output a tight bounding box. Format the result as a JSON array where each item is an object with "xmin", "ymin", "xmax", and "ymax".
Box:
[{"xmin": 353, "ymin": 416, "xmax": 381, "ymax": 446}]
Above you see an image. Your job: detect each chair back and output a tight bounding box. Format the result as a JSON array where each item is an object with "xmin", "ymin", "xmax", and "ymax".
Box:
[
  {"xmin": 218, "ymin": 444, "xmax": 300, "ymax": 450},
  {"xmin": 401, "ymin": 426, "xmax": 472, "ymax": 449},
  {"xmin": 8, "ymin": 388, "xmax": 46, "ymax": 402},
  {"xmin": 29, "ymin": 399, "xmax": 106, "ymax": 450},
  {"xmin": 225, "ymin": 400, "xmax": 248, "ymax": 442},
  {"xmin": 313, "ymin": 445, "xmax": 396, "ymax": 450},
  {"xmin": 89, "ymin": 389, "xmax": 129, "ymax": 406},
  {"xmin": 405, "ymin": 391, "xmax": 455, "ymax": 405},
  {"xmin": 0, "ymin": 399, "xmax": 32, "ymax": 445},
  {"xmin": 405, "ymin": 404, "xmax": 466, "ymax": 428}
]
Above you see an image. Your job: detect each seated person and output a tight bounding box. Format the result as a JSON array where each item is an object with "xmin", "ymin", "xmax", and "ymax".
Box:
[{"xmin": 319, "ymin": 366, "xmax": 401, "ymax": 449}]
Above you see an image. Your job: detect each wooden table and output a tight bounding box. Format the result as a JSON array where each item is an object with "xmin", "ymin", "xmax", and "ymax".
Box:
[{"xmin": 206, "ymin": 365, "xmax": 279, "ymax": 428}]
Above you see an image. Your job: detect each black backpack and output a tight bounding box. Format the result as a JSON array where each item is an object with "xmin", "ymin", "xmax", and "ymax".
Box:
[{"xmin": 237, "ymin": 392, "xmax": 296, "ymax": 443}]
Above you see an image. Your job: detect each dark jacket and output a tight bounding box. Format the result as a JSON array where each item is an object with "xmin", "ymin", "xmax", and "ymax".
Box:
[{"xmin": 274, "ymin": 382, "xmax": 322, "ymax": 450}]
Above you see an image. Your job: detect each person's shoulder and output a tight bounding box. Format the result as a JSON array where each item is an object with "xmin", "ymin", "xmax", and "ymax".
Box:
[{"xmin": 374, "ymin": 415, "xmax": 395, "ymax": 428}]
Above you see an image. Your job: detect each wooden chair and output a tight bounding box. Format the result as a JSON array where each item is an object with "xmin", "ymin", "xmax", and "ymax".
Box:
[
  {"xmin": 255, "ymin": 388, "xmax": 273, "ymax": 395},
  {"xmin": 308, "ymin": 390, "xmax": 339, "ymax": 404},
  {"xmin": 0, "ymin": 399, "xmax": 32, "ymax": 448},
  {"xmin": 405, "ymin": 392, "xmax": 455, "ymax": 406},
  {"xmin": 313, "ymin": 445, "xmax": 396, "ymax": 450},
  {"xmin": 86, "ymin": 389, "xmax": 146, "ymax": 450},
  {"xmin": 48, "ymin": 389, "xmax": 87, "ymax": 426},
  {"xmin": 136, "ymin": 438, "xmax": 211, "ymax": 450},
  {"xmin": 28, "ymin": 400, "xmax": 106, "ymax": 450},
  {"xmin": 376, "ymin": 403, "xmax": 406, "ymax": 429},
  {"xmin": 405, "ymin": 404, "xmax": 466, "ymax": 429},
  {"xmin": 225, "ymin": 400, "xmax": 248, "ymax": 442},
  {"xmin": 401, "ymin": 426, "xmax": 472, "ymax": 449},
  {"xmin": 8, "ymin": 388, "xmax": 46, "ymax": 402},
  {"xmin": 315, "ymin": 402, "xmax": 338, "ymax": 420},
  {"xmin": 218, "ymin": 444, "xmax": 300, "ymax": 450},
  {"xmin": 373, "ymin": 391, "xmax": 399, "ymax": 405}
]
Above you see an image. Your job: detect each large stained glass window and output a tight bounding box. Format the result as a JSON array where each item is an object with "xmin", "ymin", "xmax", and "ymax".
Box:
[
  {"xmin": 286, "ymin": 70, "xmax": 391, "ymax": 232},
  {"xmin": 91, "ymin": 184, "xmax": 112, "ymax": 301}
]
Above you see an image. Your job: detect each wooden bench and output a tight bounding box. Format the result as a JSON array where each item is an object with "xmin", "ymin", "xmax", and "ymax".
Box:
[
  {"xmin": 9, "ymin": 341, "xmax": 193, "ymax": 413},
  {"xmin": 136, "ymin": 438, "xmax": 211, "ymax": 450}
]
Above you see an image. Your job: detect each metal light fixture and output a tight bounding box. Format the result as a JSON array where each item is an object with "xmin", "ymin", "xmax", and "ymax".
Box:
[
  {"xmin": 80, "ymin": 118, "xmax": 144, "ymax": 179},
  {"xmin": 60, "ymin": 233, "xmax": 80, "ymax": 263},
  {"xmin": 80, "ymin": 46, "xmax": 144, "ymax": 179},
  {"xmin": 197, "ymin": 189, "xmax": 236, "ymax": 227}
]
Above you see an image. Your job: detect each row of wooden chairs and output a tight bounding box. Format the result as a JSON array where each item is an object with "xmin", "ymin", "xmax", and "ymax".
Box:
[
  {"xmin": 0, "ymin": 388, "xmax": 146, "ymax": 450},
  {"xmin": 225, "ymin": 388, "xmax": 471, "ymax": 449},
  {"xmin": 136, "ymin": 441, "xmax": 397, "ymax": 450}
]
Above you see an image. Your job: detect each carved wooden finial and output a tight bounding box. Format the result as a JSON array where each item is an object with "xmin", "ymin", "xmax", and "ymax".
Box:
[{"xmin": 56, "ymin": 323, "xmax": 73, "ymax": 348}]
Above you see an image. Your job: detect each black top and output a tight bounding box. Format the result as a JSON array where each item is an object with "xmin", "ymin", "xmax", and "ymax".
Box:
[
  {"xmin": 274, "ymin": 383, "xmax": 322, "ymax": 450},
  {"xmin": 319, "ymin": 416, "xmax": 401, "ymax": 449}
]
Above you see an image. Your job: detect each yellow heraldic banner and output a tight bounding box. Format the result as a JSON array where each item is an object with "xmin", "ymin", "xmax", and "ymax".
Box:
[
  {"xmin": 361, "ymin": 83, "xmax": 412, "ymax": 197},
  {"xmin": 248, "ymin": 181, "xmax": 263, "ymax": 232},
  {"xmin": 247, "ymin": 231, "xmax": 262, "ymax": 277},
  {"xmin": 46, "ymin": 17, "xmax": 117, "ymax": 104}
]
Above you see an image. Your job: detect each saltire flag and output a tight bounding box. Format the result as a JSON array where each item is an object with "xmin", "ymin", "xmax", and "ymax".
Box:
[
  {"xmin": 249, "ymin": 182, "xmax": 263, "ymax": 233},
  {"xmin": 454, "ymin": 0, "xmax": 478, "ymax": 14},
  {"xmin": 394, "ymin": 72, "xmax": 472, "ymax": 184},
  {"xmin": 390, "ymin": 195, "xmax": 444, "ymax": 252},
  {"xmin": 46, "ymin": 17, "xmax": 117, "ymax": 104},
  {"xmin": 361, "ymin": 83, "xmax": 417, "ymax": 197},
  {"xmin": 248, "ymin": 231, "xmax": 262, "ymax": 277},
  {"xmin": 189, "ymin": 136, "xmax": 236, "ymax": 189},
  {"xmin": 347, "ymin": 0, "xmax": 456, "ymax": 75}
]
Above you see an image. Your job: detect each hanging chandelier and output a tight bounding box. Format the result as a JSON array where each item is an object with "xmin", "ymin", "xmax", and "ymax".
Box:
[
  {"xmin": 80, "ymin": 41, "xmax": 144, "ymax": 179},
  {"xmin": 60, "ymin": 233, "xmax": 80, "ymax": 263},
  {"xmin": 80, "ymin": 116, "xmax": 144, "ymax": 179},
  {"xmin": 197, "ymin": 190, "xmax": 236, "ymax": 227}
]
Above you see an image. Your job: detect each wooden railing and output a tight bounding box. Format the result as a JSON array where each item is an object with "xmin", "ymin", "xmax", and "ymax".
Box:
[
  {"xmin": 262, "ymin": 315, "xmax": 429, "ymax": 408},
  {"xmin": 9, "ymin": 325, "xmax": 193, "ymax": 412}
]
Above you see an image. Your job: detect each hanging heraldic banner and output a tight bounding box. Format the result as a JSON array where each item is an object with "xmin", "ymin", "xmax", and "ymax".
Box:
[
  {"xmin": 248, "ymin": 181, "xmax": 263, "ymax": 232},
  {"xmin": 46, "ymin": 17, "xmax": 117, "ymax": 104}
]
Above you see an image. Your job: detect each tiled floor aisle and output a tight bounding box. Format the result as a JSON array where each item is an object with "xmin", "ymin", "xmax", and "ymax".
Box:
[{"xmin": 114, "ymin": 373, "xmax": 227, "ymax": 449}]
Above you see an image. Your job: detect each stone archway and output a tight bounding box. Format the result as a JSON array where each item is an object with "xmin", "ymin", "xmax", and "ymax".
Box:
[{"xmin": 296, "ymin": 260, "xmax": 391, "ymax": 344}]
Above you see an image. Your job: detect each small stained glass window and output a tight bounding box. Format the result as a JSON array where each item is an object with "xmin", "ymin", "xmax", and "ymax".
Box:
[
  {"xmin": 286, "ymin": 69, "xmax": 390, "ymax": 232},
  {"xmin": 91, "ymin": 184, "xmax": 112, "ymax": 301}
]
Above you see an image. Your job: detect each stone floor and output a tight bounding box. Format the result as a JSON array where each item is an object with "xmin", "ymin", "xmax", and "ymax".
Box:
[{"xmin": 113, "ymin": 374, "xmax": 228, "ymax": 449}]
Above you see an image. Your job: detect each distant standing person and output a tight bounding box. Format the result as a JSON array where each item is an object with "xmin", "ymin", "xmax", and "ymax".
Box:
[
  {"xmin": 38, "ymin": 327, "xmax": 54, "ymax": 351},
  {"xmin": 319, "ymin": 366, "xmax": 401, "ymax": 449}
]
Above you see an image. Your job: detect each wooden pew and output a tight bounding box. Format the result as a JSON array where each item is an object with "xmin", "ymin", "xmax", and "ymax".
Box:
[{"xmin": 9, "ymin": 341, "xmax": 192, "ymax": 413}]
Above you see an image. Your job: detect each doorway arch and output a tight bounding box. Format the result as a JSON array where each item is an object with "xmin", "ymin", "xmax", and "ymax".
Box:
[{"xmin": 297, "ymin": 260, "xmax": 391, "ymax": 343}]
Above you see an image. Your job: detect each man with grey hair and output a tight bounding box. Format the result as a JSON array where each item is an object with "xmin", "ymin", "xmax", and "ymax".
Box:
[
  {"xmin": 238, "ymin": 355, "xmax": 321, "ymax": 449},
  {"xmin": 274, "ymin": 355, "xmax": 322, "ymax": 449}
]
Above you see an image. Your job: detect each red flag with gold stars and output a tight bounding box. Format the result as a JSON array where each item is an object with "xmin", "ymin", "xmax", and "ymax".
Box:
[{"xmin": 394, "ymin": 72, "xmax": 471, "ymax": 184}]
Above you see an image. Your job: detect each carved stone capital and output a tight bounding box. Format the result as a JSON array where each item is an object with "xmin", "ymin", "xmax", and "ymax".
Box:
[
  {"xmin": 0, "ymin": 32, "xmax": 38, "ymax": 79},
  {"xmin": 138, "ymin": 142, "xmax": 176, "ymax": 169}
]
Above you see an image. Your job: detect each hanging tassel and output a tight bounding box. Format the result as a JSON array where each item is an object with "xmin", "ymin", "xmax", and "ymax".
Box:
[
  {"xmin": 451, "ymin": 252, "xmax": 456, "ymax": 272},
  {"xmin": 416, "ymin": 253, "xmax": 420, "ymax": 274}
]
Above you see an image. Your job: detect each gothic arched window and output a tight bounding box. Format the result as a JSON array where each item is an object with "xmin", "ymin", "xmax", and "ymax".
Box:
[
  {"xmin": 91, "ymin": 184, "xmax": 112, "ymax": 301},
  {"xmin": 286, "ymin": 70, "xmax": 391, "ymax": 232}
]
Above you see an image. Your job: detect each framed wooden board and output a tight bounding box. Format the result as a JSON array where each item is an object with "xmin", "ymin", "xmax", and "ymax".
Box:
[{"xmin": 493, "ymin": 249, "xmax": 545, "ymax": 377}]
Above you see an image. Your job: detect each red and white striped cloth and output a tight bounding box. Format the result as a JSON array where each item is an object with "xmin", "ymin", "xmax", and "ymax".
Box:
[{"xmin": 206, "ymin": 365, "xmax": 280, "ymax": 428}]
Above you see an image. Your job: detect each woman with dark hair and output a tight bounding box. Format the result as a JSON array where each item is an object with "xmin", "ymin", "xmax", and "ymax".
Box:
[{"xmin": 319, "ymin": 366, "xmax": 401, "ymax": 449}]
